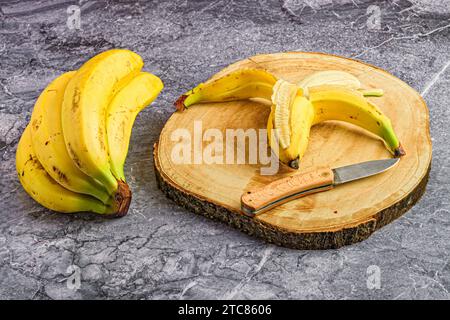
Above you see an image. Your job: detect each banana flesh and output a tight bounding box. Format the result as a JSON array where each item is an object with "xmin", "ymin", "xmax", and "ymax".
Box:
[
  {"xmin": 174, "ymin": 68, "xmax": 277, "ymax": 111},
  {"xmin": 299, "ymin": 70, "xmax": 361, "ymax": 94},
  {"xmin": 271, "ymin": 79, "xmax": 299, "ymax": 149},
  {"xmin": 298, "ymin": 70, "xmax": 384, "ymax": 98},
  {"xmin": 268, "ymin": 96, "xmax": 315, "ymax": 169}
]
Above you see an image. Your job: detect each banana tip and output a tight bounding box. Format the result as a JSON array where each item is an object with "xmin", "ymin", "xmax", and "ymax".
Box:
[
  {"xmin": 288, "ymin": 158, "xmax": 300, "ymax": 169},
  {"xmin": 174, "ymin": 95, "xmax": 187, "ymax": 112},
  {"xmin": 394, "ymin": 144, "xmax": 406, "ymax": 157},
  {"xmin": 115, "ymin": 180, "xmax": 132, "ymax": 217}
]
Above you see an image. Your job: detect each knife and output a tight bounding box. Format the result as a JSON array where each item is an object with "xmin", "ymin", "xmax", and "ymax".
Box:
[{"xmin": 241, "ymin": 158, "xmax": 400, "ymax": 216}]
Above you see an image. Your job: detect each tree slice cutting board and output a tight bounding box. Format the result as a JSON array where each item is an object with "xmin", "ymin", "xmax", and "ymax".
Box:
[{"xmin": 153, "ymin": 52, "xmax": 432, "ymax": 250}]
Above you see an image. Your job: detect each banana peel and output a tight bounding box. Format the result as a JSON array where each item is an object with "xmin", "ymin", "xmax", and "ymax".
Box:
[{"xmin": 175, "ymin": 68, "xmax": 277, "ymax": 111}]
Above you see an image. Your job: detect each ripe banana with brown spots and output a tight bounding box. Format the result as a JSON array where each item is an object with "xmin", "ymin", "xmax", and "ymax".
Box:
[
  {"xmin": 16, "ymin": 49, "xmax": 164, "ymax": 215},
  {"xmin": 107, "ymin": 72, "xmax": 164, "ymax": 181},
  {"xmin": 61, "ymin": 49, "xmax": 143, "ymax": 215},
  {"xmin": 30, "ymin": 71, "xmax": 111, "ymax": 203}
]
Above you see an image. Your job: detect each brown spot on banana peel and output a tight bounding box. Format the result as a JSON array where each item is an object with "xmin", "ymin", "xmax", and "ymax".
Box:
[
  {"xmin": 114, "ymin": 180, "xmax": 132, "ymax": 217},
  {"xmin": 66, "ymin": 143, "xmax": 82, "ymax": 169},
  {"xmin": 72, "ymin": 88, "xmax": 80, "ymax": 112},
  {"xmin": 52, "ymin": 165, "xmax": 69, "ymax": 183},
  {"xmin": 98, "ymin": 127, "xmax": 106, "ymax": 151},
  {"xmin": 174, "ymin": 95, "xmax": 188, "ymax": 112},
  {"xmin": 32, "ymin": 116, "xmax": 42, "ymax": 131}
]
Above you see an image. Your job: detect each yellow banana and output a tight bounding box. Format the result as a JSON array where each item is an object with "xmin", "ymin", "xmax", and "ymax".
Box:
[
  {"xmin": 268, "ymin": 95, "xmax": 315, "ymax": 169},
  {"xmin": 16, "ymin": 126, "xmax": 112, "ymax": 214},
  {"xmin": 30, "ymin": 71, "xmax": 110, "ymax": 203},
  {"xmin": 309, "ymin": 85, "xmax": 405, "ymax": 157},
  {"xmin": 62, "ymin": 49, "xmax": 142, "ymax": 210},
  {"xmin": 107, "ymin": 72, "xmax": 164, "ymax": 181},
  {"xmin": 174, "ymin": 68, "xmax": 277, "ymax": 111}
]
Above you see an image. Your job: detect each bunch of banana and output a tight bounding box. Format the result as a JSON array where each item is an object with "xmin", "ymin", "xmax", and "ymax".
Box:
[
  {"xmin": 175, "ymin": 68, "xmax": 404, "ymax": 169},
  {"xmin": 16, "ymin": 49, "xmax": 164, "ymax": 215}
]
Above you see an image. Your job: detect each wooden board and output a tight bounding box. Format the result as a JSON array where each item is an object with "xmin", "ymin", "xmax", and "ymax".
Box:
[{"xmin": 154, "ymin": 52, "xmax": 432, "ymax": 249}]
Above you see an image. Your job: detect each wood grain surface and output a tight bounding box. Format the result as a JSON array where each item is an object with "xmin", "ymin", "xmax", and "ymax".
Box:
[
  {"xmin": 154, "ymin": 52, "xmax": 432, "ymax": 249},
  {"xmin": 241, "ymin": 166, "xmax": 334, "ymax": 215}
]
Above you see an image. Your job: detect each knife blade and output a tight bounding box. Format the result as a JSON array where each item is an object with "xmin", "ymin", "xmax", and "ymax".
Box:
[{"xmin": 241, "ymin": 158, "xmax": 400, "ymax": 216}]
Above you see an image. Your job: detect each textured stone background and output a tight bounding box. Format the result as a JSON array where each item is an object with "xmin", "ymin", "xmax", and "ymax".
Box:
[{"xmin": 0, "ymin": 0, "xmax": 449, "ymax": 299}]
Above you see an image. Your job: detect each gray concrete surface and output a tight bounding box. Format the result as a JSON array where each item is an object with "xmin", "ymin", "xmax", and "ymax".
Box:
[{"xmin": 0, "ymin": 0, "xmax": 449, "ymax": 299}]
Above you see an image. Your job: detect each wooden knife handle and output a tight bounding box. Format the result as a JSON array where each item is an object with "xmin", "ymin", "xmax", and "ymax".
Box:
[{"xmin": 241, "ymin": 167, "xmax": 334, "ymax": 216}]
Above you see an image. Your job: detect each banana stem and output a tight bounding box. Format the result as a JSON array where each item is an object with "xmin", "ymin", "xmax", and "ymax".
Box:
[
  {"xmin": 174, "ymin": 95, "xmax": 188, "ymax": 112},
  {"xmin": 175, "ymin": 92, "xmax": 203, "ymax": 112},
  {"xmin": 360, "ymin": 89, "xmax": 384, "ymax": 97},
  {"xmin": 394, "ymin": 144, "xmax": 406, "ymax": 157},
  {"xmin": 113, "ymin": 180, "xmax": 132, "ymax": 217}
]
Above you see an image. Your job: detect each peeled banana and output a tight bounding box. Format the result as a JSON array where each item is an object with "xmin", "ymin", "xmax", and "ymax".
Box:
[
  {"xmin": 267, "ymin": 84, "xmax": 404, "ymax": 168},
  {"xmin": 271, "ymin": 79, "xmax": 299, "ymax": 149},
  {"xmin": 174, "ymin": 68, "xmax": 277, "ymax": 111},
  {"xmin": 268, "ymin": 95, "xmax": 315, "ymax": 169},
  {"xmin": 299, "ymin": 70, "xmax": 361, "ymax": 92}
]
